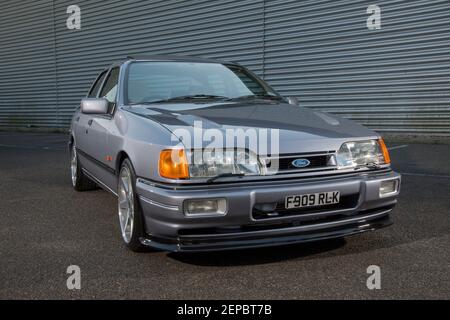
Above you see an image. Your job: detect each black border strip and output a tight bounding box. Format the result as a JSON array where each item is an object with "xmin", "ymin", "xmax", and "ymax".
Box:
[{"xmin": 76, "ymin": 147, "xmax": 116, "ymax": 175}]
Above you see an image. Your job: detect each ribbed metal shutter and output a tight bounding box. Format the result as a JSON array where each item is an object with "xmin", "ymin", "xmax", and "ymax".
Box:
[
  {"xmin": 264, "ymin": 0, "xmax": 450, "ymax": 135},
  {"xmin": 0, "ymin": 0, "xmax": 58, "ymax": 128},
  {"xmin": 52, "ymin": 0, "xmax": 265, "ymax": 128},
  {"xmin": 0, "ymin": 0, "xmax": 449, "ymax": 135}
]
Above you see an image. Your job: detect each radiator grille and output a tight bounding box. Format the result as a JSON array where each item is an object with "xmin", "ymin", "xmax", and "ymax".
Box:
[{"xmin": 263, "ymin": 152, "xmax": 336, "ymax": 174}]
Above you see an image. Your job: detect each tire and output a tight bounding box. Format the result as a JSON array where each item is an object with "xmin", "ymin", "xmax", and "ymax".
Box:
[
  {"xmin": 117, "ymin": 158, "xmax": 147, "ymax": 252},
  {"xmin": 70, "ymin": 143, "xmax": 97, "ymax": 191}
]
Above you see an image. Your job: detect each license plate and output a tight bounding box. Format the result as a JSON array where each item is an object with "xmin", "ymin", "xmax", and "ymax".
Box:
[{"xmin": 285, "ymin": 191, "xmax": 340, "ymax": 209}]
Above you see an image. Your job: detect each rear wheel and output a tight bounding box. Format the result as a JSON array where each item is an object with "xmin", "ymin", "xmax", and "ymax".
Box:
[
  {"xmin": 117, "ymin": 158, "xmax": 147, "ymax": 252},
  {"xmin": 70, "ymin": 143, "xmax": 97, "ymax": 191}
]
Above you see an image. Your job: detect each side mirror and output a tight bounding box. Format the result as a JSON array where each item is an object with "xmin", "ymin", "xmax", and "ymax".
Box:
[
  {"xmin": 81, "ymin": 98, "xmax": 109, "ymax": 114},
  {"xmin": 286, "ymin": 96, "xmax": 299, "ymax": 106}
]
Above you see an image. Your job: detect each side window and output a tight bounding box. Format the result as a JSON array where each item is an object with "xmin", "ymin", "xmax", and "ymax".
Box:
[
  {"xmin": 88, "ymin": 71, "xmax": 107, "ymax": 97},
  {"xmin": 232, "ymin": 69, "xmax": 266, "ymax": 95},
  {"xmin": 100, "ymin": 68, "xmax": 120, "ymax": 112}
]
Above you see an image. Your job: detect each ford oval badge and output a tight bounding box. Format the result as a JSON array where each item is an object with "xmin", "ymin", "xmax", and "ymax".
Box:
[{"xmin": 292, "ymin": 158, "xmax": 310, "ymax": 168}]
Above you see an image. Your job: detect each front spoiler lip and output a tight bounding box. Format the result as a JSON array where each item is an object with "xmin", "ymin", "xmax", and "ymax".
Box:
[{"xmin": 139, "ymin": 210, "xmax": 392, "ymax": 252}]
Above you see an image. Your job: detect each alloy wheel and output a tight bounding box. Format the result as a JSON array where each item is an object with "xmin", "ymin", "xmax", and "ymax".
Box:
[
  {"xmin": 118, "ymin": 166, "xmax": 135, "ymax": 243},
  {"xmin": 70, "ymin": 146, "xmax": 77, "ymax": 186}
]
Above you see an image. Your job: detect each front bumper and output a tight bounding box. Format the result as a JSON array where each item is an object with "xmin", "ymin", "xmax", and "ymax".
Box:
[{"xmin": 136, "ymin": 170, "xmax": 400, "ymax": 252}]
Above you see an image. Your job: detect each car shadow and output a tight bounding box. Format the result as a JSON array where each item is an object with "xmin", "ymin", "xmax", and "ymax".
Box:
[{"xmin": 167, "ymin": 238, "xmax": 347, "ymax": 267}]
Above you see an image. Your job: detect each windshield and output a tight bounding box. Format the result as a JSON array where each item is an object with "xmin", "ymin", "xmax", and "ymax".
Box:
[{"xmin": 126, "ymin": 62, "xmax": 280, "ymax": 104}]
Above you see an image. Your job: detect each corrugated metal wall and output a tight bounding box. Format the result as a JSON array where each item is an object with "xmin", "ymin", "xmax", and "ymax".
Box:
[
  {"xmin": 52, "ymin": 0, "xmax": 265, "ymax": 128},
  {"xmin": 0, "ymin": 0, "xmax": 58, "ymax": 128},
  {"xmin": 0, "ymin": 0, "xmax": 449, "ymax": 135},
  {"xmin": 264, "ymin": 0, "xmax": 450, "ymax": 134}
]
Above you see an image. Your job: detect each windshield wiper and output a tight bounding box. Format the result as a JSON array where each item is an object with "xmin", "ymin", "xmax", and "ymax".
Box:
[
  {"xmin": 206, "ymin": 173, "xmax": 246, "ymax": 183},
  {"xmin": 226, "ymin": 94, "xmax": 282, "ymax": 101},
  {"xmin": 131, "ymin": 94, "xmax": 282, "ymax": 105},
  {"xmin": 170, "ymin": 94, "xmax": 229, "ymax": 100},
  {"xmin": 135, "ymin": 94, "xmax": 229, "ymax": 104}
]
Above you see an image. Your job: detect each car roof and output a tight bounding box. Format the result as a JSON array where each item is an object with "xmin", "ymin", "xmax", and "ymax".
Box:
[{"xmin": 120, "ymin": 54, "xmax": 240, "ymax": 66}]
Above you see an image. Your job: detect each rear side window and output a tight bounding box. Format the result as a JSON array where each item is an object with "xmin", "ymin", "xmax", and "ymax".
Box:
[{"xmin": 88, "ymin": 71, "xmax": 107, "ymax": 97}]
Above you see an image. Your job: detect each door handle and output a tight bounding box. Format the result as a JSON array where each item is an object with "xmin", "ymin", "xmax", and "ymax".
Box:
[{"xmin": 88, "ymin": 119, "xmax": 93, "ymax": 126}]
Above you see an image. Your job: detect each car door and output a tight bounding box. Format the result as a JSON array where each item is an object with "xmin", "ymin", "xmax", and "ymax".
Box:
[
  {"xmin": 75, "ymin": 70, "xmax": 108, "ymax": 156},
  {"xmin": 84, "ymin": 67, "xmax": 120, "ymax": 182}
]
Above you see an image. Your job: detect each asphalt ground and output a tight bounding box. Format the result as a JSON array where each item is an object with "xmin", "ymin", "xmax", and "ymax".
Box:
[{"xmin": 0, "ymin": 132, "xmax": 449, "ymax": 299}]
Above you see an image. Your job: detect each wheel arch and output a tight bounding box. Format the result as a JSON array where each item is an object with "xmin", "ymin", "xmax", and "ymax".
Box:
[
  {"xmin": 68, "ymin": 134, "xmax": 75, "ymax": 155},
  {"xmin": 68, "ymin": 134, "xmax": 75, "ymax": 147},
  {"xmin": 116, "ymin": 151, "xmax": 130, "ymax": 175}
]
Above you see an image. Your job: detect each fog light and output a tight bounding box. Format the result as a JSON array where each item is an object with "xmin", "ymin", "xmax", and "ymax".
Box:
[
  {"xmin": 379, "ymin": 179, "xmax": 399, "ymax": 197},
  {"xmin": 184, "ymin": 199, "xmax": 227, "ymax": 216}
]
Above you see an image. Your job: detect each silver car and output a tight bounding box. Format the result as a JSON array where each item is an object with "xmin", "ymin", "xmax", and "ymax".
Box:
[{"xmin": 69, "ymin": 55, "xmax": 401, "ymax": 252}]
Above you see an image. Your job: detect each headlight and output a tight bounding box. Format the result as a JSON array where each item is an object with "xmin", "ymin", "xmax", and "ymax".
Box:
[
  {"xmin": 188, "ymin": 149, "xmax": 261, "ymax": 178},
  {"xmin": 336, "ymin": 139, "xmax": 390, "ymax": 169}
]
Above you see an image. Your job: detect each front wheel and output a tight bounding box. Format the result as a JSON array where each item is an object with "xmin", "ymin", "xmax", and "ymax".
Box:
[{"xmin": 117, "ymin": 158, "xmax": 147, "ymax": 252}]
